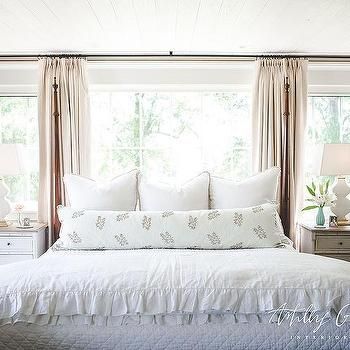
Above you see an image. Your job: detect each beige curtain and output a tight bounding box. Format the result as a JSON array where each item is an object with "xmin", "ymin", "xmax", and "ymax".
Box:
[
  {"xmin": 38, "ymin": 57, "xmax": 90, "ymax": 245},
  {"xmin": 252, "ymin": 58, "xmax": 308, "ymax": 244}
]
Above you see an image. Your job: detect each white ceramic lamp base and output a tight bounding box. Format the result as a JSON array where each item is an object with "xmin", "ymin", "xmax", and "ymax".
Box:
[
  {"xmin": 331, "ymin": 177, "xmax": 350, "ymax": 225},
  {"xmin": 0, "ymin": 178, "xmax": 11, "ymax": 227}
]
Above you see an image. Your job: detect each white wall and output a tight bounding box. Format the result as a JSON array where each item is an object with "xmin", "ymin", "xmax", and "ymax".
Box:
[
  {"xmin": 0, "ymin": 60, "xmax": 254, "ymax": 93},
  {"xmin": 87, "ymin": 61, "xmax": 254, "ymax": 91},
  {"xmin": 1, "ymin": 60, "xmax": 350, "ymax": 96},
  {"xmin": 309, "ymin": 62, "xmax": 350, "ymax": 95},
  {"xmin": 87, "ymin": 61, "xmax": 350, "ymax": 95},
  {"xmin": 0, "ymin": 62, "xmax": 38, "ymax": 95}
]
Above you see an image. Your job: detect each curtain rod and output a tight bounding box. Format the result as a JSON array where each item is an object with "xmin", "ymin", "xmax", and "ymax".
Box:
[{"xmin": 2, "ymin": 52, "xmax": 350, "ymax": 62}]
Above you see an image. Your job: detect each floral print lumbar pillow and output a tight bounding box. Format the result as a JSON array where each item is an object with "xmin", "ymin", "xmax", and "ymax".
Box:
[{"xmin": 56, "ymin": 203, "xmax": 287, "ymax": 250}]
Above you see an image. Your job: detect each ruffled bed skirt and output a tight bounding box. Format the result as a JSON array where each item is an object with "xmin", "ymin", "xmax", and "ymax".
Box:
[
  {"xmin": 0, "ymin": 311, "xmax": 343, "ymax": 328},
  {"xmin": 0, "ymin": 287, "xmax": 348, "ymax": 326}
]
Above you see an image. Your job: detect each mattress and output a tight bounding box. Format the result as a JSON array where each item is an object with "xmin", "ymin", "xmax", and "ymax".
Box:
[{"xmin": 1, "ymin": 321, "xmax": 349, "ymax": 350}]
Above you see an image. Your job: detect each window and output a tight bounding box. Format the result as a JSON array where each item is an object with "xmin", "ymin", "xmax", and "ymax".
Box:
[
  {"xmin": 90, "ymin": 92, "xmax": 251, "ymax": 182},
  {"xmin": 307, "ymin": 96, "xmax": 350, "ymax": 144},
  {"xmin": 306, "ymin": 96, "xmax": 350, "ymax": 179},
  {"xmin": 0, "ymin": 96, "xmax": 39, "ymax": 211}
]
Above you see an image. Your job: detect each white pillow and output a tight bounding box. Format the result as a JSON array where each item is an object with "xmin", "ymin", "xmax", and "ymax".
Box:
[
  {"xmin": 210, "ymin": 167, "xmax": 280, "ymax": 209},
  {"xmin": 139, "ymin": 172, "xmax": 210, "ymax": 211},
  {"xmin": 56, "ymin": 203, "xmax": 287, "ymax": 250},
  {"xmin": 63, "ymin": 170, "xmax": 139, "ymax": 211}
]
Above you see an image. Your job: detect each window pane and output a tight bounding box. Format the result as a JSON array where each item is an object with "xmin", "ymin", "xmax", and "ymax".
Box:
[
  {"xmin": 306, "ymin": 96, "xmax": 350, "ymax": 164},
  {"xmin": 90, "ymin": 92, "xmax": 139, "ymax": 148},
  {"xmin": 92, "ymin": 148, "xmax": 140, "ymax": 179},
  {"xmin": 91, "ymin": 91, "xmax": 251, "ymax": 182},
  {"xmin": 308, "ymin": 97, "xmax": 342, "ymax": 144},
  {"xmin": 142, "ymin": 149, "xmax": 175, "ymax": 180},
  {"xmin": 142, "ymin": 93, "xmax": 202, "ymax": 151},
  {"xmin": 0, "ymin": 96, "xmax": 38, "ymax": 211}
]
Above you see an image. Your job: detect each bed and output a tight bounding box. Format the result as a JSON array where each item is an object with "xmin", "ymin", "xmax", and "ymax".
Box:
[
  {"xmin": 1, "ymin": 167, "xmax": 349, "ymax": 349},
  {"xmin": 1, "ymin": 245, "xmax": 350, "ymax": 349}
]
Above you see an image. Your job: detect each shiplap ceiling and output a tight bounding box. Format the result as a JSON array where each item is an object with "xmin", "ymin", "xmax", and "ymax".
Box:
[{"xmin": 0, "ymin": 0, "xmax": 350, "ymax": 55}]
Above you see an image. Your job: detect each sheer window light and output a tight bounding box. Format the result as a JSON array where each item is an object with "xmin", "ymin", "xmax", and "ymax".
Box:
[
  {"xmin": 90, "ymin": 92, "xmax": 251, "ymax": 183},
  {"xmin": 0, "ymin": 96, "xmax": 39, "ymax": 212}
]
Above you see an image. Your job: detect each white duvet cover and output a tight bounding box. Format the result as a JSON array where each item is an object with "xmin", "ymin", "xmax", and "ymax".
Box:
[{"xmin": 0, "ymin": 247, "xmax": 350, "ymax": 326}]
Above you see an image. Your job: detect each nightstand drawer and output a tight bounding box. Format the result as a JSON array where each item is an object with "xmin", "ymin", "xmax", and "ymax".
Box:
[
  {"xmin": 0, "ymin": 237, "xmax": 32, "ymax": 252},
  {"xmin": 316, "ymin": 236, "xmax": 350, "ymax": 251},
  {"xmin": 0, "ymin": 254, "xmax": 33, "ymax": 265}
]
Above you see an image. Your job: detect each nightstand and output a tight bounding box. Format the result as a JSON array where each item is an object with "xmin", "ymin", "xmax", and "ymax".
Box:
[
  {"xmin": 299, "ymin": 223, "xmax": 350, "ymax": 262},
  {"xmin": 0, "ymin": 223, "xmax": 47, "ymax": 265}
]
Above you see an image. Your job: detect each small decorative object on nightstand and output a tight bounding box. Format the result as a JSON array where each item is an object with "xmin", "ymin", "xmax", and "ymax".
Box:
[
  {"xmin": 329, "ymin": 215, "xmax": 338, "ymax": 227},
  {"xmin": 0, "ymin": 222, "xmax": 47, "ymax": 265},
  {"xmin": 22, "ymin": 217, "xmax": 32, "ymax": 228},
  {"xmin": 302, "ymin": 179, "xmax": 334, "ymax": 227},
  {"xmin": 14, "ymin": 203, "xmax": 25, "ymax": 227},
  {"xmin": 299, "ymin": 223, "xmax": 350, "ymax": 262}
]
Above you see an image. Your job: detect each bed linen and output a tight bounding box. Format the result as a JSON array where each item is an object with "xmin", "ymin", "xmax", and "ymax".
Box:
[
  {"xmin": 57, "ymin": 204, "xmax": 286, "ymax": 250},
  {"xmin": 63, "ymin": 170, "xmax": 139, "ymax": 211},
  {"xmin": 1, "ymin": 247, "xmax": 350, "ymax": 349},
  {"xmin": 2, "ymin": 320, "xmax": 350, "ymax": 350},
  {"xmin": 1, "ymin": 247, "xmax": 350, "ymax": 327},
  {"xmin": 210, "ymin": 167, "xmax": 280, "ymax": 209},
  {"xmin": 139, "ymin": 172, "xmax": 210, "ymax": 211}
]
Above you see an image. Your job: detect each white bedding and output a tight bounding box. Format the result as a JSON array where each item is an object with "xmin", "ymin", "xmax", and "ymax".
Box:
[
  {"xmin": 2, "ymin": 320, "xmax": 350, "ymax": 350},
  {"xmin": 1, "ymin": 246, "xmax": 350, "ymax": 326},
  {"xmin": 57, "ymin": 204, "xmax": 286, "ymax": 250}
]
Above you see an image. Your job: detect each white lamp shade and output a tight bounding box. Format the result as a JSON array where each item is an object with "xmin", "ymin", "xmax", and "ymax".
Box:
[
  {"xmin": 0, "ymin": 144, "xmax": 25, "ymax": 176},
  {"xmin": 319, "ymin": 143, "xmax": 350, "ymax": 176}
]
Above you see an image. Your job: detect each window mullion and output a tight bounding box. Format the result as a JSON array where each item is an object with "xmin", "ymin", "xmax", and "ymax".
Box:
[
  {"xmin": 139, "ymin": 93, "xmax": 144, "ymax": 171},
  {"xmin": 340, "ymin": 96, "xmax": 343, "ymax": 143}
]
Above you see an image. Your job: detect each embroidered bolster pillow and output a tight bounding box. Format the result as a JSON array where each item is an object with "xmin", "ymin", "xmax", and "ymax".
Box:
[{"xmin": 57, "ymin": 203, "xmax": 287, "ymax": 250}]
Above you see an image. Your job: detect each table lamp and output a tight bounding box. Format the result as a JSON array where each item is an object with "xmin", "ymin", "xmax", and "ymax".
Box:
[
  {"xmin": 319, "ymin": 143, "xmax": 350, "ymax": 225},
  {"xmin": 0, "ymin": 144, "xmax": 25, "ymax": 227}
]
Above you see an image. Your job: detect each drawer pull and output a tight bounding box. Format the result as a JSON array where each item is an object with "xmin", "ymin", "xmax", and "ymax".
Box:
[
  {"xmin": 339, "ymin": 242, "xmax": 343, "ymax": 246},
  {"xmin": 7, "ymin": 242, "xmax": 11, "ymax": 246}
]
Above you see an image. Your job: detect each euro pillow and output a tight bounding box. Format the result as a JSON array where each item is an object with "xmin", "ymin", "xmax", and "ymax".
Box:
[
  {"xmin": 63, "ymin": 170, "xmax": 138, "ymax": 211},
  {"xmin": 56, "ymin": 203, "xmax": 287, "ymax": 250},
  {"xmin": 210, "ymin": 167, "xmax": 280, "ymax": 209},
  {"xmin": 139, "ymin": 172, "xmax": 210, "ymax": 211}
]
